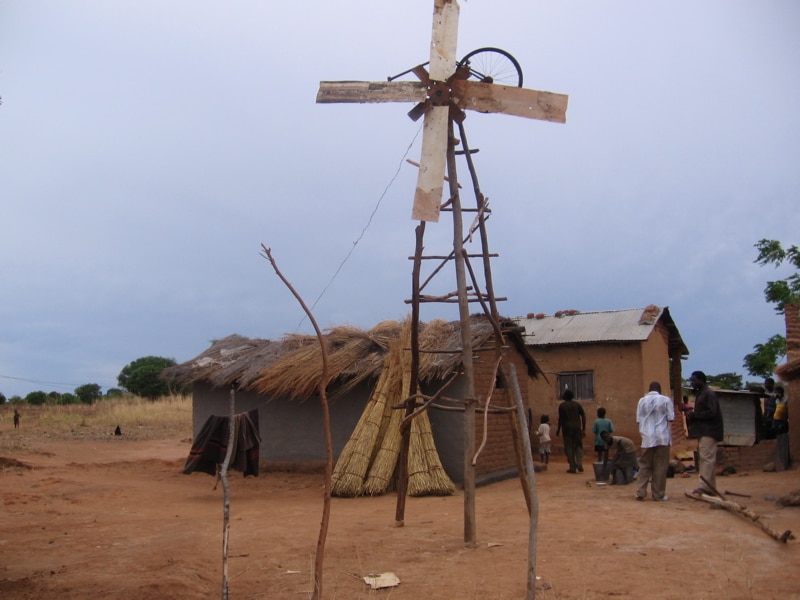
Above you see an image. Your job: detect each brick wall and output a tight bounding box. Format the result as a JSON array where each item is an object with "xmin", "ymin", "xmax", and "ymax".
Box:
[
  {"xmin": 718, "ymin": 441, "xmax": 777, "ymax": 472},
  {"xmin": 671, "ymin": 414, "xmax": 688, "ymax": 445},
  {"xmin": 785, "ymin": 303, "xmax": 800, "ymax": 361},
  {"xmin": 470, "ymin": 347, "xmax": 529, "ymax": 478},
  {"xmin": 781, "ymin": 303, "xmax": 799, "ymax": 465}
]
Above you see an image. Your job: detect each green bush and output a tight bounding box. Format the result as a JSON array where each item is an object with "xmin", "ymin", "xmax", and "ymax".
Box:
[
  {"xmin": 75, "ymin": 384, "xmax": 103, "ymax": 404},
  {"xmin": 26, "ymin": 391, "xmax": 47, "ymax": 405}
]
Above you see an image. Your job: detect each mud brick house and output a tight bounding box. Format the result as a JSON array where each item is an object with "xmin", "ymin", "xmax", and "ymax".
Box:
[
  {"xmin": 162, "ymin": 315, "xmax": 540, "ymax": 490},
  {"xmin": 513, "ymin": 306, "xmax": 689, "ymax": 444}
]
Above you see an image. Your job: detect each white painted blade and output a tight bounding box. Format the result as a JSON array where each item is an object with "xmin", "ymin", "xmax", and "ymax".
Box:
[
  {"xmin": 428, "ymin": 0, "xmax": 460, "ymax": 81},
  {"xmin": 411, "ymin": 0, "xmax": 459, "ymax": 222},
  {"xmin": 412, "ymin": 105, "xmax": 449, "ymax": 222}
]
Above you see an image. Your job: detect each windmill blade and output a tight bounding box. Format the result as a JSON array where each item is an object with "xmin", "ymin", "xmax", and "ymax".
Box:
[
  {"xmin": 410, "ymin": 0, "xmax": 459, "ymax": 222},
  {"xmin": 452, "ymin": 80, "xmax": 568, "ymax": 123},
  {"xmin": 407, "ymin": 101, "xmax": 429, "ymax": 122},
  {"xmin": 428, "ymin": 0, "xmax": 460, "ymax": 80},
  {"xmin": 411, "ymin": 105, "xmax": 449, "ymax": 222},
  {"xmin": 316, "ymin": 80, "xmax": 426, "ymax": 104}
]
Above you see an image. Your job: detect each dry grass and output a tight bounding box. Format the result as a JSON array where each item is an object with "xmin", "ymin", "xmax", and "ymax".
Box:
[
  {"xmin": 332, "ymin": 319, "xmax": 455, "ymax": 497},
  {"xmin": 0, "ymin": 395, "xmax": 192, "ymax": 454}
]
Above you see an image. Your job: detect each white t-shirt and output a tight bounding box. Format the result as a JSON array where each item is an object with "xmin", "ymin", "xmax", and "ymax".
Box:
[
  {"xmin": 636, "ymin": 391, "xmax": 675, "ymax": 448},
  {"xmin": 536, "ymin": 423, "xmax": 551, "ymax": 443}
]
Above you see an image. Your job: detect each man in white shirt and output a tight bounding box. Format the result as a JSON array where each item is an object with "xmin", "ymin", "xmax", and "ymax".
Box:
[{"xmin": 635, "ymin": 381, "xmax": 675, "ymax": 501}]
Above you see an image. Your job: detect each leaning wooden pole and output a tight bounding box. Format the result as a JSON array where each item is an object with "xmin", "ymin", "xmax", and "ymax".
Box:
[
  {"xmin": 456, "ymin": 121, "xmax": 498, "ymax": 317},
  {"xmin": 262, "ymin": 246, "xmax": 333, "ymax": 600},
  {"xmin": 458, "ymin": 121, "xmax": 533, "ymax": 513},
  {"xmin": 220, "ymin": 385, "xmax": 236, "ymax": 600},
  {"xmin": 396, "ymin": 223, "xmax": 426, "ymax": 526},
  {"xmin": 509, "ymin": 365, "xmax": 539, "ymax": 599}
]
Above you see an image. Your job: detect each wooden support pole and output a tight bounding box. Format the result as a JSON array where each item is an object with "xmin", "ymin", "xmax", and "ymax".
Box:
[
  {"xmin": 446, "ymin": 119, "xmax": 477, "ymax": 547},
  {"xmin": 219, "ymin": 386, "xmax": 235, "ymax": 600},
  {"xmin": 509, "ymin": 364, "xmax": 539, "ymax": 600},
  {"xmin": 395, "ymin": 223, "xmax": 426, "ymax": 526}
]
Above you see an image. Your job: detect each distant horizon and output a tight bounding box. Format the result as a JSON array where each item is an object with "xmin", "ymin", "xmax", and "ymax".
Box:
[{"xmin": 1, "ymin": 301, "xmax": 788, "ymax": 400}]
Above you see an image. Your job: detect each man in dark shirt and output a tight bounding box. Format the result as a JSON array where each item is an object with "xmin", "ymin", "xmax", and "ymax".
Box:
[
  {"xmin": 685, "ymin": 371, "xmax": 724, "ymax": 494},
  {"xmin": 556, "ymin": 389, "xmax": 586, "ymax": 473}
]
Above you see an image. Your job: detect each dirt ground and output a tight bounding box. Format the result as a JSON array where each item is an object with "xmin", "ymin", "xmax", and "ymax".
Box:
[{"xmin": 1, "ymin": 425, "xmax": 799, "ymax": 599}]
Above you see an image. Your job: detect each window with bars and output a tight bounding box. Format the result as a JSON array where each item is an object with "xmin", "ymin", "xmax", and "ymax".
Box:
[{"xmin": 557, "ymin": 372, "xmax": 595, "ymax": 401}]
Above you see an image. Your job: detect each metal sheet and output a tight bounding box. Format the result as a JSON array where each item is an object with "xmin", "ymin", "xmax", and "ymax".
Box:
[{"xmin": 515, "ymin": 308, "xmax": 661, "ymax": 345}]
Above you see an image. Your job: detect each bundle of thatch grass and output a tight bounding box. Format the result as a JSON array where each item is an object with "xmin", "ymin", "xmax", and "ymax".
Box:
[
  {"xmin": 361, "ymin": 321, "xmax": 411, "ymax": 495},
  {"xmin": 362, "ymin": 405, "xmax": 403, "ymax": 495},
  {"xmin": 334, "ymin": 318, "xmax": 454, "ymax": 497},
  {"xmin": 408, "ymin": 411, "xmax": 455, "ymax": 496},
  {"xmin": 330, "ymin": 359, "xmax": 399, "ymax": 497}
]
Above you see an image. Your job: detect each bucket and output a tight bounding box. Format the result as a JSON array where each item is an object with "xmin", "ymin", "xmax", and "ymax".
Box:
[{"xmin": 592, "ymin": 461, "xmax": 610, "ymax": 482}]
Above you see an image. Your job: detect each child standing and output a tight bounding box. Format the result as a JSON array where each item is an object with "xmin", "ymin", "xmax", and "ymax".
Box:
[
  {"xmin": 536, "ymin": 414, "xmax": 551, "ymax": 464},
  {"xmin": 592, "ymin": 407, "xmax": 614, "ymax": 463}
]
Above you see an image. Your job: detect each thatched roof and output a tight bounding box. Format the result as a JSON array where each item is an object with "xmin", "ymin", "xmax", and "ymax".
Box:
[{"xmin": 162, "ymin": 315, "xmax": 540, "ymax": 401}]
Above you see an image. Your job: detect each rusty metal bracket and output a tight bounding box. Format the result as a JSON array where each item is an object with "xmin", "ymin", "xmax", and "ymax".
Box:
[{"xmin": 427, "ymin": 80, "xmax": 452, "ymax": 106}]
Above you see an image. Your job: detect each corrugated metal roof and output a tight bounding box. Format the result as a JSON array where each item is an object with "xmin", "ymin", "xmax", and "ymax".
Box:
[{"xmin": 513, "ymin": 308, "xmax": 662, "ymax": 346}]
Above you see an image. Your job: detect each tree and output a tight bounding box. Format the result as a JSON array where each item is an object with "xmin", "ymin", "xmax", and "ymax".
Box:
[
  {"xmin": 0, "ymin": 392, "xmax": 6, "ymax": 405},
  {"xmin": 707, "ymin": 372, "xmax": 743, "ymax": 391},
  {"xmin": 26, "ymin": 391, "xmax": 47, "ymax": 405},
  {"xmin": 60, "ymin": 393, "xmax": 79, "ymax": 405},
  {"xmin": 75, "ymin": 383, "xmax": 102, "ymax": 404},
  {"xmin": 117, "ymin": 356, "xmax": 178, "ymax": 400},
  {"xmin": 754, "ymin": 239, "xmax": 800, "ymax": 312},
  {"xmin": 745, "ymin": 239, "xmax": 800, "ymax": 378},
  {"xmin": 743, "ymin": 335, "xmax": 787, "ymax": 380},
  {"xmin": 106, "ymin": 388, "xmax": 125, "ymax": 398}
]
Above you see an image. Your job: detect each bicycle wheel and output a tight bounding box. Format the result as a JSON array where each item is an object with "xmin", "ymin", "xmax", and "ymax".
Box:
[{"xmin": 458, "ymin": 47, "xmax": 523, "ymax": 87}]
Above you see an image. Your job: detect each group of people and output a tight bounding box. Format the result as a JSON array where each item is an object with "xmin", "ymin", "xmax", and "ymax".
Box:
[{"xmin": 534, "ymin": 370, "xmax": 727, "ymax": 501}]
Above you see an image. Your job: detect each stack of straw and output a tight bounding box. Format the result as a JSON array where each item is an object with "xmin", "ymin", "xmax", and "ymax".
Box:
[{"xmin": 332, "ymin": 319, "xmax": 454, "ymax": 497}]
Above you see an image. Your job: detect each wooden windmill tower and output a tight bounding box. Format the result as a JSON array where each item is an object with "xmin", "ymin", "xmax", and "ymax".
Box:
[{"xmin": 317, "ymin": 0, "xmax": 567, "ymax": 545}]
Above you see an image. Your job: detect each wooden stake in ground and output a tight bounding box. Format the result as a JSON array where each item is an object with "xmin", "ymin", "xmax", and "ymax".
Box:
[
  {"xmin": 219, "ymin": 385, "xmax": 235, "ymax": 600},
  {"xmin": 684, "ymin": 490, "xmax": 795, "ymax": 543},
  {"xmin": 509, "ymin": 364, "xmax": 539, "ymax": 600},
  {"xmin": 262, "ymin": 246, "xmax": 333, "ymax": 600}
]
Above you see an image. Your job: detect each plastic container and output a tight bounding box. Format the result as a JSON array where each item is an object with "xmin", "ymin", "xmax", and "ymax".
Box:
[{"xmin": 592, "ymin": 461, "xmax": 610, "ymax": 482}]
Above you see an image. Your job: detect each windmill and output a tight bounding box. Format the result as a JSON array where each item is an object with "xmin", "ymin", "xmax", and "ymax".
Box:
[
  {"xmin": 317, "ymin": 0, "xmax": 568, "ymax": 546},
  {"xmin": 317, "ymin": 1, "xmax": 567, "ymax": 222}
]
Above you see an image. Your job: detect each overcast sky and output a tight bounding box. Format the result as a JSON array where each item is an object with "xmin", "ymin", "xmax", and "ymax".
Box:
[{"xmin": 2, "ymin": 1, "xmax": 799, "ymax": 399}]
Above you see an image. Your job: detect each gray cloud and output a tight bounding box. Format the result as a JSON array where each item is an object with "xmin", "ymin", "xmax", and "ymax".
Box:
[{"xmin": 1, "ymin": 1, "xmax": 798, "ymax": 397}]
